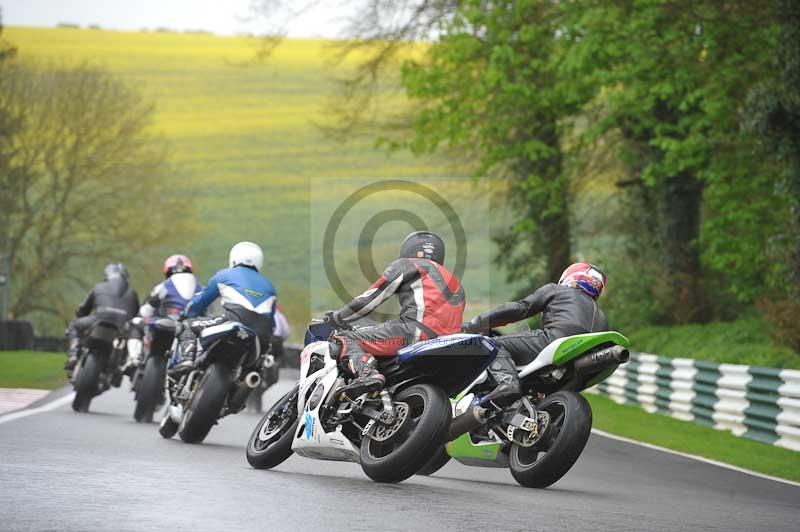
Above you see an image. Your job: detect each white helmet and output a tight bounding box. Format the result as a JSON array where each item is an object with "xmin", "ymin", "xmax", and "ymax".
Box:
[{"xmin": 229, "ymin": 241, "xmax": 263, "ymax": 271}]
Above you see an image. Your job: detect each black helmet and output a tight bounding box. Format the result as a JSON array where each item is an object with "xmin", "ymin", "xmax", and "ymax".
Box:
[
  {"xmin": 399, "ymin": 231, "xmax": 445, "ymax": 264},
  {"xmin": 103, "ymin": 263, "xmax": 129, "ymax": 281}
]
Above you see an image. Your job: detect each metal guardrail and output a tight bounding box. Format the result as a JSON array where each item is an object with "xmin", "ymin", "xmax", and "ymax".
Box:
[{"xmin": 590, "ymin": 353, "xmax": 800, "ymax": 452}]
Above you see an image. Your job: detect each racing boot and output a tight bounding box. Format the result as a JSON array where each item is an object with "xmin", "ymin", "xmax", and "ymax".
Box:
[
  {"xmin": 123, "ymin": 336, "xmax": 143, "ymax": 379},
  {"xmin": 337, "ymin": 352, "xmax": 386, "ymax": 400},
  {"xmin": 64, "ymin": 338, "xmax": 80, "ymax": 370},
  {"xmin": 479, "ymin": 349, "xmax": 522, "ymax": 408}
]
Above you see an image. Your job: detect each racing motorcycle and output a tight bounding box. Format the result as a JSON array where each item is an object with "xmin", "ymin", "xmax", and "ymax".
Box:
[
  {"xmin": 417, "ymin": 330, "xmax": 630, "ymax": 488},
  {"xmin": 129, "ymin": 316, "xmax": 177, "ymax": 423},
  {"xmin": 69, "ymin": 321, "xmax": 128, "ymax": 413},
  {"xmin": 158, "ymin": 315, "xmax": 267, "ymax": 444},
  {"xmin": 245, "ymin": 319, "xmax": 498, "ymax": 483}
]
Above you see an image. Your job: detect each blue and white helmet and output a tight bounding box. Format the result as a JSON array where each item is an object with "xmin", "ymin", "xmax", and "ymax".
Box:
[{"xmin": 229, "ymin": 242, "xmax": 263, "ymax": 271}]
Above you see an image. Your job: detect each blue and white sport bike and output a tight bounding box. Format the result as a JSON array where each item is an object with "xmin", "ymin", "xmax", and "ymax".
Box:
[
  {"xmin": 159, "ymin": 316, "xmax": 267, "ymax": 444},
  {"xmin": 245, "ymin": 319, "xmax": 497, "ymax": 483}
]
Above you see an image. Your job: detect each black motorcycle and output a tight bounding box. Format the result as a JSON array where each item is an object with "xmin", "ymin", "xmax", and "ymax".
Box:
[
  {"xmin": 159, "ymin": 316, "xmax": 267, "ymax": 444},
  {"xmin": 70, "ymin": 321, "xmax": 127, "ymax": 413},
  {"xmin": 130, "ymin": 317, "xmax": 178, "ymax": 423}
]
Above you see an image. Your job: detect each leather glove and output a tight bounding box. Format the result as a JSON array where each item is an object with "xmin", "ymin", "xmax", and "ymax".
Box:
[
  {"xmin": 461, "ymin": 316, "xmax": 482, "ymax": 334},
  {"xmin": 323, "ymin": 310, "xmax": 343, "ymax": 327}
]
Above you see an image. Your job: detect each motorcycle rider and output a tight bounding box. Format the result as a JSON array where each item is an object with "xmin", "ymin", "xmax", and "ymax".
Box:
[
  {"xmin": 125, "ymin": 255, "xmax": 202, "ymax": 371},
  {"xmin": 325, "ymin": 231, "xmax": 465, "ymax": 398},
  {"xmin": 178, "ymin": 242, "xmax": 277, "ymax": 371},
  {"xmin": 65, "ymin": 263, "xmax": 139, "ymax": 370},
  {"xmin": 462, "ymin": 262, "xmax": 609, "ymax": 406}
]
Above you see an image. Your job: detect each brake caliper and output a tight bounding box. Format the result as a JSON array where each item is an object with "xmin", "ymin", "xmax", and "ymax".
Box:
[{"xmin": 503, "ymin": 410, "xmax": 547, "ymax": 447}]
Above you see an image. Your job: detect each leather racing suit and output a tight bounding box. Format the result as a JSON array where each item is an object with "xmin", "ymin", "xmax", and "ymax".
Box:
[{"xmin": 466, "ymin": 283, "xmax": 609, "ymax": 405}]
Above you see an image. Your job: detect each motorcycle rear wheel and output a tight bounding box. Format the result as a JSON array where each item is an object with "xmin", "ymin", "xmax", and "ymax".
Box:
[
  {"xmin": 178, "ymin": 363, "xmax": 231, "ymax": 444},
  {"xmin": 509, "ymin": 391, "xmax": 592, "ymax": 489},
  {"xmin": 359, "ymin": 383, "xmax": 451, "ymax": 483},
  {"xmin": 133, "ymin": 356, "xmax": 165, "ymax": 423},
  {"xmin": 246, "ymin": 384, "xmax": 299, "ymax": 469},
  {"xmin": 72, "ymin": 353, "xmax": 102, "ymax": 413}
]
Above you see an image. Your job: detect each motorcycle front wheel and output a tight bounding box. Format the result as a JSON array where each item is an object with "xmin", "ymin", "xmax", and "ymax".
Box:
[
  {"xmin": 416, "ymin": 445, "xmax": 452, "ymax": 476},
  {"xmin": 359, "ymin": 383, "xmax": 451, "ymax": 483},
  {"xmin": 509, "ymin": 391, "xmax": 592, "ymax": 489},
  {"xmin": 246, "ymin": 384, "xmax": 299, "ymax": 469}
]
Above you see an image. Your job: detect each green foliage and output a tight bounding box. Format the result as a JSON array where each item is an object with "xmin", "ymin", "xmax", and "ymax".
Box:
[
  {"xmin": 558, "ymin": 0, "xmax": 778, "ymax": 323},
  {"xmin": 401, "ymin": 0, "xmax": 582, "ymax": 286},
  {"xmin": 587, "ymin": 393, "xmax": 800, "ymax": 481},
  {"xmin": 0, "ymin": 351, "xmax": 66, "ymax": 389},
  {"xmin": 0, "ymin": 60, "xmax": 187, "ymax": 326},
  {"xmin": 631, "ymin": 316, "xmax": 799, "ymax": 369},
  {"xmin": 743, "ymin": 0, "xmax": 800, "ymax": 304}
]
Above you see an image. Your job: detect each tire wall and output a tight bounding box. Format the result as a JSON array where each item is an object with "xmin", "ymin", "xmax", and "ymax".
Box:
[{"xmin": 589, "ymin": 352, "xmax": 800, "ymax": 452}]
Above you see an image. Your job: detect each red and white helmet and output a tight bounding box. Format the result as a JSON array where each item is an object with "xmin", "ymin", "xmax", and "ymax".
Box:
[
  {"xmin": 163, "ymin": 254, "xmax": 193, "ymax": 277},
  {"xmin": 559, "ymin": 262, "xmax": 606, "ymax": 299}
]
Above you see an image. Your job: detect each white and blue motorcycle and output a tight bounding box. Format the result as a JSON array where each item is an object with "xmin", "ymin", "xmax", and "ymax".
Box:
[{"xmin": 245, "ymin": 319, "xmax": 498, "ymax": 483}]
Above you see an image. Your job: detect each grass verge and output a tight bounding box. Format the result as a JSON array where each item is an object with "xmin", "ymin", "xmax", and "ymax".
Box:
[
  {"xmin": 0, "ymin": 351, "xmax": 67, "ymax": 390},
  {"xmin": 630, "ymin": 317, "xmax": 800, "ymax": 369},
  {"xmin": 586, "ymin": 393, "xmax": 800, "ymax": 482}
]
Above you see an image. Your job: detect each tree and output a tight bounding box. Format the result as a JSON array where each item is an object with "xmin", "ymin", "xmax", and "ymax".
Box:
[
  {"xmin": 0, "ymin": 62, "xmax": 185, "ymax": 326},
  {"xmin": 400, "ymin": 0, "xmax": 585, "ymax": 286},
  {"xmin": 559, "ymin": 0, "xmax": 775, "ymax": 323},
  {"xmin": 742, "ymin": 0, "xmax": 800, "ymax": 348},
  {"xmin": 0, "ymin": 8, "xmax": 16, "ymax": 63}
]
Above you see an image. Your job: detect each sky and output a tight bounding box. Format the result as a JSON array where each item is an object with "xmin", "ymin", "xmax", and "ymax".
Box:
[{"xmin": 0, "ymin": 0, "xmax": 355, "ymax": 38}]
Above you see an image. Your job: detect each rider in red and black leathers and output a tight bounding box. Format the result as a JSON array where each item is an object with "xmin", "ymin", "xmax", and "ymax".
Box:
[{"xmin": 327, "ymin": 231, "xmax": 465, "ymax": 398}]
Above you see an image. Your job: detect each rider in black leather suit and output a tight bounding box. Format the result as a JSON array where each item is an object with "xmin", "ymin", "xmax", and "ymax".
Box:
[
  {"xmin": 462, "ymin": 263, "xmax": 609, "ymax": 406},
  {"xmin": 65, "ymin": 263, "xmax": 139, "ymax": 369}
]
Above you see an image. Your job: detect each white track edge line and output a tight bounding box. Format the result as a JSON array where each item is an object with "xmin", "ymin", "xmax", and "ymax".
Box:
[
  {"xmin": 591, "ymin": 428, "xmax": 800, "ymax": 488},
  {"xmin": 1, "ymin": 393, "xmax": 796, "ymax": 488},
  {"xmin": 0, "ymin": 392, "xmax": 75, "ymax": 426}
]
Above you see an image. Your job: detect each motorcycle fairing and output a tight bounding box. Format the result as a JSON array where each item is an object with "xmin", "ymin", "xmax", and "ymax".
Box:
[
  {"xmin": 291, "ymin": 340, "xmax": 360, "ymax": 462},
  {"xmin": 444, "ymin": 392, "xmax": 505, "ymax": 466},
  {"xmin": 517, "ymin": 331, "xmax": 630, "ymax": 379}
]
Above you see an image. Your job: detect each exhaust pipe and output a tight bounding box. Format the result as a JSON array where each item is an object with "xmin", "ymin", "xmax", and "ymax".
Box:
[
  {"xmin": 244, "ymin": 371, "xmax": 261, "ymax": 389},
  {"xmin": 228, "ymin": 372, "xmax": 262, "ymax": 414},
  {"xmin": 574, "ymin": 345, "xmax": 630, "ymax": 375},
  {"xmin": 447, "ymin": 406, "xmax": 490, "ymax": 442}
]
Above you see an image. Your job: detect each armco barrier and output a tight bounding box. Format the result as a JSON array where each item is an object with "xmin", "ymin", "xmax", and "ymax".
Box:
[
  {"xmin": 0, "ymin": 320, "xmax": 35, "ymax": 350},
  {"xmin": 590, "ymin": 353, "xmax": 800, "ymax": 451}
]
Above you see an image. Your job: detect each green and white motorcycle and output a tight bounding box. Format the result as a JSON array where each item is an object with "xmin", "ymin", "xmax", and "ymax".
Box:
[{"xmin": 418, "ymin": 331, "xmax": 630, "ymax": 488}]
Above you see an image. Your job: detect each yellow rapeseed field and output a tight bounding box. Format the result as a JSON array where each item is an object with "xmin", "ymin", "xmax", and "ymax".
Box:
[{"xmin": 6, "ymin": 26, "xmax": 511, "ymax": 334}]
